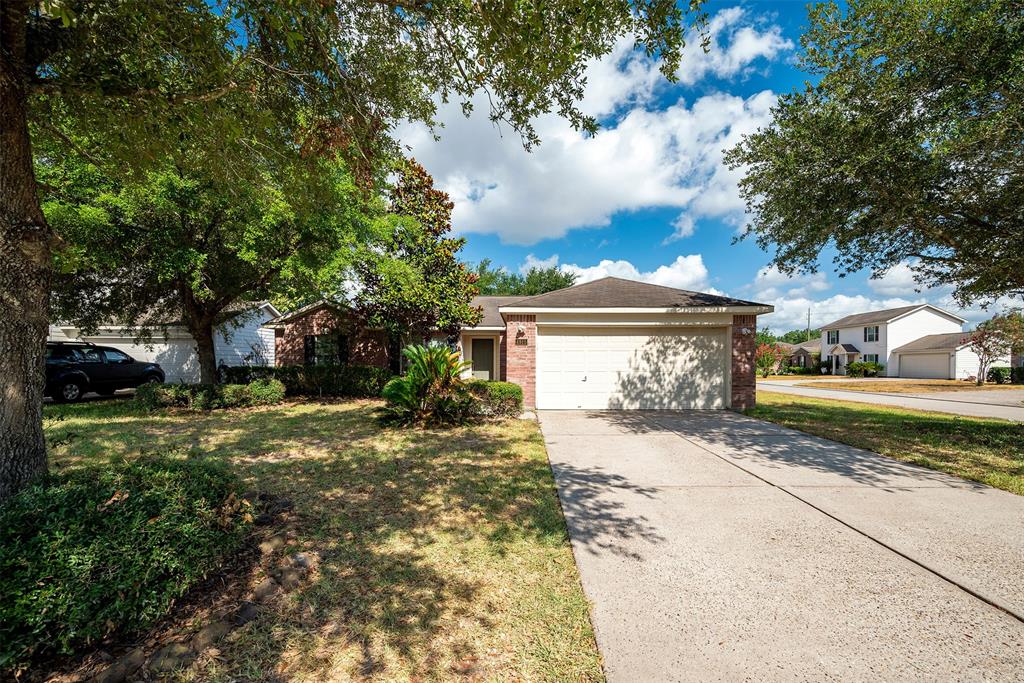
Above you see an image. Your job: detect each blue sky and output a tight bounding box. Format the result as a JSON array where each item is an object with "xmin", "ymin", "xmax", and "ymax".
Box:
[{"xmin": 400, "ymin": 1, "xmax": 992, "ymax": 332}]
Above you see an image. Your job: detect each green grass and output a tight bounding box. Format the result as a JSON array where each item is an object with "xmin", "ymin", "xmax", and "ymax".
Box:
[
  {"xmin": 748, "ymin": 393, "xmax": 1024, "ymax": 495},
  {"xmin": 43, "ymin": 399, "xmax": 603, "ymax": 682}
]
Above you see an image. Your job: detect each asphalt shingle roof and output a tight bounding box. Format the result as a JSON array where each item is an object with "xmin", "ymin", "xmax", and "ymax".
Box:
[
  {"xmin": 820, "ymin": 305, "xmax": 924, "ymax": 330},
  {"xmin": 471, "ymin": 296, "xmax": 524, "ymax": 327},
  {"xmin": 499, "ymin": 277, "xmax": 767, "ymax": 309},
  {"xmin": 891, "ymin": 332, "xmax": 970, "ymax": 354}
]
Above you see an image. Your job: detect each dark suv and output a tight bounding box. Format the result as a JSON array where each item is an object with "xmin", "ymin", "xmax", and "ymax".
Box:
[{"xmin": 45, "ymin": 342, "xmax": 165, "ymax": 403}]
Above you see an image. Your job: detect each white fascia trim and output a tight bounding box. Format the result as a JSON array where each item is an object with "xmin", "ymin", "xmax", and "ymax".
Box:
[
  {"xmin": 498, "ymin": 305, "xmax": 774, "ymax": 315},
  {"xmin": 535, "ymin": 321, "xmax": 731, "ymax": 328},
  {"xmin": 887, "ymin": 304, "xmax": 967, "ymax": 325},
  {"xmin": 461, "ymin": 326, "xmax": 506, "ymax": 332},
  {"xmin": 895, "ymin": 348, "xmax": 960, "ymax": 355}
]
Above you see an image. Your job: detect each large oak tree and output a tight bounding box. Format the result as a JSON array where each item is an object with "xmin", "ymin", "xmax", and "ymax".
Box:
[
  {"xmin": 726, "ymin": 0, "xmax": 1024, "ymax": 306},
  {"xmin": 1, "ymin": 0, "xmax": 707, "ymax": 500}
]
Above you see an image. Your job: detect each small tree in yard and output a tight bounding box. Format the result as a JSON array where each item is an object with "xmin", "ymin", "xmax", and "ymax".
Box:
[
  {"xmin": 755, "ymin": 343, "xmax": 785, "ymax": 378},
  {"xmin": 964, "ymin": 321, "xmax": 1011, "ymax": 386}
]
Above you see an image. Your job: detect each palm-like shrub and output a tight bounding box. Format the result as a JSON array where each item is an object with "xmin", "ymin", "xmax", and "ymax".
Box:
[{"xmin": 382, "ymin": 344, "xmax": 473, "ymax": 425}]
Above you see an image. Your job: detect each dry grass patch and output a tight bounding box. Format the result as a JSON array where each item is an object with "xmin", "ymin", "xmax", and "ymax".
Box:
[
  {"xmin": 793, "ymin": 379, "xmax": 1022, "ymax": 394},
  {"xmin": 43, "ymin": 399, "xmax": 602, "ymax": 682},
  {"xmin": 748, "ymin": 393, "xmax": 1024, "ymax": 495}
]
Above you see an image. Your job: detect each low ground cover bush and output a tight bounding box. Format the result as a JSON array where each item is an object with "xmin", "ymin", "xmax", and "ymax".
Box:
[
  {"xmin": 987, "ymin": 366, "xmax": 1011, "ymax": 384},
  {"xmin": 786, "ymin": 366, "xmax": 818, "ymax": 375},
  {"xmin": 0, "ymin": 457, "xmax": 251, "ymax": 672},
  {"xmin": 136, "ymin": 379, "xmax": 285, "ymax": 410},
  {"xmin": 223, "ymin": 364, "xmax": 393, "ymax": 398}
]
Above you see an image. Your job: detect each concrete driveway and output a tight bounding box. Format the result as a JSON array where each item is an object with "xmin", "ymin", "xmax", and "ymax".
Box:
[
  {"xmin": 759, "ymin": 379, "xmax": 1024, "ymax": 421},
  {"xmin": 541, "ymin": 410, "xmax": 1024, "ymax": 681}
]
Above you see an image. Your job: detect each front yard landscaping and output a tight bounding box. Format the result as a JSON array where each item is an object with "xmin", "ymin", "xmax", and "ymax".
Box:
[
  {"xmin": 35, "ymin": 399, "xmax": 602, "ymax": 681},
  {"xmin": 748, "ymin": 393, "xmax": 1024, "ymax": 495}
]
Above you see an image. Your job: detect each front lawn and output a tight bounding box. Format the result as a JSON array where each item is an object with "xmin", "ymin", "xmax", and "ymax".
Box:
[
  {"xmin": 748, "ymin": 393, "xmax": 1024, "ymax": 495},
  {"xmin": 792, "ymin": 379, "xmax": 1022, "ymax": 394},
  {"xmin": 41, "ymin": 399, "xmax": 602, "ymax": 681}
]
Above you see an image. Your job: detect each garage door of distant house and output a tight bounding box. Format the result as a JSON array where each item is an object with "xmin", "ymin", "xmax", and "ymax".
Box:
[
  {"xmin": 900, "ymin": 353, "xmax": 951, "ymax": 379},
  {"xmin": 535, "ymin": 327, "xmax": 728, "ymax": 410}
]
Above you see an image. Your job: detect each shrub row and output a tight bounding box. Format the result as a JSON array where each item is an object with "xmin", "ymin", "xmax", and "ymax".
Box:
[
  {"xmin": 467, "ymin": 380, "xmax": 524, "ymax": 418},
  {"xmin": 0, "ymin": 457, "xmax": 251, "ymax": 672},
  {"xmin": 1013, "ymin": 367, "xmax": 1024, "ymax": 385},
  {"xmin": 988, "ymin": 366, "xmax": 1012, "ymax": 384},
  {"xmin": 846, "ymin": 361, "xmax": 886, "ymax": 378},
  {"xmin": 222, "ymin": 364, "xmax": 393, "ymax": 398},
  {"xmin": 136, "ymin": 378, "xmax": 285, "ymax": 410}
]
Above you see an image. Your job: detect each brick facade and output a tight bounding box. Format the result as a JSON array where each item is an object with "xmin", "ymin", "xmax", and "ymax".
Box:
[
  {"xmin": 731, "ymin": 314, "xmax": 757, "ymax": 410},
  {"xmin": 504, "ymin": 314, "xmax": 536, "ymax": 408},
  {"xmin": 275, "ymin": 306, "xmax": 389, "ymax": 368}
]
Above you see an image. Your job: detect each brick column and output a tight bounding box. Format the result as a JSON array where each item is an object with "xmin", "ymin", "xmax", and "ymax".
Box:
[
  {"xmin": 731, "ymin": 314, "xmax": 757, "ymax": 410},
  {"xmin": 504, "ymin": 315, "xmax": 536, "ymax": 408}
]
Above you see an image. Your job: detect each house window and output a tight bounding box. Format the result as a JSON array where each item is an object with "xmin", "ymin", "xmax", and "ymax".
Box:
[
  {"xmin": 304, "ymin": 333, "xmax": 350, "ymax": 366},
  {"xmin": 864, "ymin": 354, "xmax": 879, "ymax": 363},
  {"xmin": 826, "ymin": 330, "xmax": 839, "ymax": 345},
  {"xmin": 864, "ymin": 325, "xmax": 879, "ymax": 342}
]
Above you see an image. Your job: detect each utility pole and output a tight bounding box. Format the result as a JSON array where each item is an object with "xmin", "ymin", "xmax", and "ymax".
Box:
[{"xmin": 806, "ymin": 307, "xmax": 811, "ymax": 342}]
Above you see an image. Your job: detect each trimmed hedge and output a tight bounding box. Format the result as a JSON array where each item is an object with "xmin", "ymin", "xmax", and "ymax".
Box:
[
  {"xmin": 222, "ymin": 364, "xmax": 393, "ymax": 398},
  {"xmin": 846, "ymin": 361, "xmax": 885, "ymax": 378},
  {"xmin": 136, "ymin": 379, "xmax": 285, "ymax": 410},
  {"xmin": 468, "ymin": 380, "xmax": 524, "ymax": 417},
  {"xmin": 0, "ymin": 457, "xmax": 251, "ymax": 671},
  {"xmin": 987, "ymin": 366, "xmax": 1011, "ymax": 384}
]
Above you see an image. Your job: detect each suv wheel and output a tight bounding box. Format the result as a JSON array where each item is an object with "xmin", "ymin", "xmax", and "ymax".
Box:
[
  {"xmin": 57, "ymin": 380, "xmax": 84, "ymax": 403},
  {"xmin": 143, "ymin": 374, "xmax": 162, "ymax": 385}
]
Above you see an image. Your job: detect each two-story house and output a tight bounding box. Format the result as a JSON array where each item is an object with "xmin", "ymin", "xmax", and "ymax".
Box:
[{"xmin": 818, "ymin": 304, "xmax": 969, "ymax": 377}]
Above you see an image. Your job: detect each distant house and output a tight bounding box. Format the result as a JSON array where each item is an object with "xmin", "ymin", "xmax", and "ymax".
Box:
[
  {"xmin": 777, "ymin": 340, "xmax": 819, "ymax": 369},
  {"xmin": 48, "ymin": 302, "xmax": 280, "ymax": 382},
  {"xmin": 818, "ymin": 304, "xmax": 1009, "ymax": 379},
  {"xmin": 891, "ymin": 332, "xmax": 1011, "ymax": 380}
]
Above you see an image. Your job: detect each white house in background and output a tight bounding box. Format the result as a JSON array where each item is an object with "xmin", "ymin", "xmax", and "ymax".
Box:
[
  {"xmin": 890, "ymin": 332, "xmax": 1011, "ymax": 380},
  {"xmin": 48, "ymin": 302, "xmax": 280, "ymax": 382},
  {"xmin": 818, "ymin": 304, "xmax": 972, "ymax": 377}
]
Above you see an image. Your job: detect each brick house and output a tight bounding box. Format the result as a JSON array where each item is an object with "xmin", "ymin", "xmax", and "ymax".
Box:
[{"xmin": 264, "ymin": 278, "xmax": 773, "ymax": 410}]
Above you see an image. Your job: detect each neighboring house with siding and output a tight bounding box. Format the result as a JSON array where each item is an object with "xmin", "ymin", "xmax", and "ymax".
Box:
[
  {"xmin": 48, "ymin": 302, "xmax": 280, "ymax": 382},
  {"xmin": 891, "ymin": 332, "xmax": 1011, "ymax": 380},
  {"xmin": 265, "ymin": 278, "xmax": 774, "ymax": 410},
  {"xmin": 815, "ymin": 303, "xmax": 1014, "ymax": 379}
]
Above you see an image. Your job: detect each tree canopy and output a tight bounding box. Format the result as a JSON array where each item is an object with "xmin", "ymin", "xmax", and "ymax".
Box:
[
  {"xmin": 471, "ymin": 259, "xmax": 577, "ymax": 296},
  {"xmin": 726, "ymin": 0, "xmax": 1024, "ymax": 306},
  {"xmin": 43, "ymin": 147, "xmax": 371, "ymax": 383},
  {"xmin": 2, "ymin": 0, "xmax": 709, "ymax": 499}
]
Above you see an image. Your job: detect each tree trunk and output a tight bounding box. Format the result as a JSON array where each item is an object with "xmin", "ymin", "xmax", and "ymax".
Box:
[
  {"xmin": 193, "ymin": 323, "xmax": 219, "ymax": 384},
  {"xmin": 0, "ymin": 1, "xmax": 54, "ymax": 501}
]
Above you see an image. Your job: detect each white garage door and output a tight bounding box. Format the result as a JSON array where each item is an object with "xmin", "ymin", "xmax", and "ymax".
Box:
[
  {"xmin": 536, "ymin": 327, "xmax": 728, "ymax": 410},
  {"xmin": 899, "ymin": 353, "xmax": 951, "ymax": 379}
]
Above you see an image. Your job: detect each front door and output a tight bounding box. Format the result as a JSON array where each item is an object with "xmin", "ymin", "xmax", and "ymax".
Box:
[{"xmin": 471, "ymin": 338, "xmax": 494, "ymax": 380}]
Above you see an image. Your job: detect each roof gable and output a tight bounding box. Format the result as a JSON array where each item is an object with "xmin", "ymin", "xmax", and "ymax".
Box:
[
  {"xmin": 891, "ymin": 332, "xmax": 971, "ymax": 354},
  {"xmin": 498, "ymin": 277, "xmax": 768, "ymax": 310}
]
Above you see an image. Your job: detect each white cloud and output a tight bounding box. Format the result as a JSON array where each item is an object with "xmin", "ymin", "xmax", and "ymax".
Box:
[
  {"xmin": 868, "ymin": 261, "xmax": 924, "ymax": 297},
  {"xmin": 559, "ymin": 254, "xmax": 710, "ymax": 291},
  {"xmin": 663, "ymin": 214, "xmax": 696, "ymax": 243},
  {"xmin": 398, "ymin": 8, "xmax": 789, "ymax": 245},
  {"xmin": 520, "ymin": 253, "xmax": 560, "ymax": 273},
  {"xmin": 677, "ymin": 7, "xmax": 794, "ymax": 86}
]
